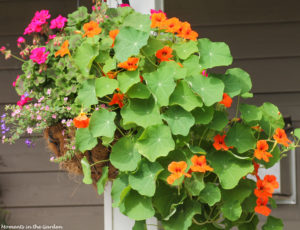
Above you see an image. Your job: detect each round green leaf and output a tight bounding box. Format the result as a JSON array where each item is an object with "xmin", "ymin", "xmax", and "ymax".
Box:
[
  {"xmin": 162, "ymin": 105, "xmax": 195, "ymax": 136},
  {"xmin": 95, "ymin": 77, "xmax": 118, "ymax": 98},
  {"xmin": 199, "ymin": 182, "xmax": 221, "ymax": 206},
  {"xmin": 127, "ymin": 82, "xmax": 151, "ymax": 99},
  {"xmin": 142, "ymin": 37, "xmax": 164, "ymax": 56},
  {"xmin": 89, "ymin": 109, "xmax": 116, "ymax": 138},
  {"xmin": 81, "ymin": 156, "xmax": 93, "ymax": 184},
  {"xmin": 183, "ymin": 55, "xmax": 201, "ymax": 77},
  {"xmin": 129, "ymin": 159, "xmax": 163, "ymax": 197},
  {"xmin": 186, "ymin": 75, "xmax": 224, "ymax": 106},
  {"xmin": 240, "ymin": 104, "xmax": 262, "ymax": 123},
  {"xmin": 169, "ymin": 80, "xmax": 203, "ymax": 111},
  {"xmin": 136, "ymin": 124, "xmax": 175, "ymax": 162},
  {"xmin": 221, "ymin": 200, "xmax": 242, "ymax": 221},
  {"xmin": 192, "ymin": 106, "xmax": 214, "ymax": 125},
  {"xmin": 206, "ymin": 151, "xmax": 254, "ymax": 189},
  {"xmin": 77, "ymin": 79, "xmax": 98, "ymax": 108},
  {"xmin": 224, "ymin": 68, "xmax": 252, "ymax": 97},
  {"xmin": 262, "ymin": 216, "xmax": 284, "ymax": 230},
  {"xmin": 123, "ymin": 12, "xmax": 151, "ymax": 33},
  {"xmin": 197, "ymin": 38, "xmax": 233, "ymax": 69},
  {"xmin": 118, "ymin": 70, "xmax": 140, "ymax": 93},
  {"xmin": 294, "ymin": 128, "xmax": 300, "ymax": 140},
  {"xmin": 110, "ymin": 137, "xmax": 141, "ymax": 171},
  {"xmin": 133, "ymin": 221, "xmax": 147, "ymax": 230},
  {"xmin": 184, "ymin": 173, "xmax": 205, "ymax": 196},
  {"xmin": 208, "ymin": 111, "xmax": 228, "ymax": 131},
  {"xmin": 75, "ymin": 128, "xmax": 98, "ymax": 153},
  {"xmin": 103, "ymin": 58, "xmax": 116, "ymax": 73},
  {"xmin": 173, "ymin": 41, "xmax": 198, "ymax": 60},
  {"xmin": 121, "ymin": 97, "xmax": 162, "ymax": 128},
  {"xmin": 111, "ymin": 174, "xmax": 129, "ymax": 208},
  {"xmin": 159, "ymin": 61, "xmax": 187, "ymax": 80},
  {"xmin": 225, "ymin": 123, "xmax": 256, "ymax": 153},
  {"xmin": 96, "ymin": 166, "xmax": 109, "ymax": 195}
]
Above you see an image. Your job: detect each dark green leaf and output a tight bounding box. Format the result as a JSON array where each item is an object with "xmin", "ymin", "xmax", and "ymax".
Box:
[
  {"xmin": 95, "ymin": 77, "xmax": 118, "ymax": 98},
  {"xmin": 96, "ymin": 166, "xmax": 109, "ymax": 195},
  {"xmin": 199, "ymin": 182, "xmax": 221, "ymax": 206},
  {"xmin": 262, "ymin": 216, "xmax": 284, "ymax": 230},
  {"xmin": 240, "ymin": 104, "xmax": 262, "ymax": 123},
  {"xmin": 209, "ymin": 111, "xmax": 228, "ymax": 131},
  {"xmin": 89, "ymin": 109, "xmax": 116, "ymax": 138},
  {"xmin": 75, "ymin": 128, "xmax": 98, "ymax": 153},
  {"xmin": 127, "ymin": 82, "xmax": 151, "ymax": 99},
  {"xmin": 184, "ymin": 173, "xmax": 205, "ymax": 196},
  {"xmin": 192, "ymin": 106, "xmax": 214, "ymax": 125},
  {"xmin": 77, "ymin": 79, "xmax": 98, "ymax": 108},
  {"xmin": 221, "ymin": 200, "xmax": 242, "ymax": 221},
  {"xmin": 118, "ymin": 70, "xmax": 140, "ymax": 93}
]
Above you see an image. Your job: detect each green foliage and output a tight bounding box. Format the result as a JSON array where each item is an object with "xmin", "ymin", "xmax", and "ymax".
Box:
[
  {"xmin": 262, "ymin": 216, "xmax": 284, "ymax": 230},
  {"xmin": 81, "ymin": 156, "xmax": 93, "ymax": 184},
  {"xmin": 89, "ymin": 109, "xmax": 116, "ymax": 138},
  {"xmin": 75, "ymin": 128, "xmax": 97, "ymax": 152},
  {"xmin": 184, "ymin": 173, "xmax": 205, "ymax": 196},
  {"xmin": 95, "ymin": 77, "xmax": 118, "ymax": 97},
  {"xmin": 173, "ymin": 41, "xmax": 198, "ymax": 60},
  {"xmin": 199, "ymin": 182, "xmax": 221, "ymax": 206},
  {"xmin": 76, "ymin": 79, "xmax": 98, "ymax": 108},
  {"xmin": 96, "ymin": 166, "xmax": 109, "ymax": 195},
  {"xmin": 118, "ymin": 70, "xmax": 140, "ymax": 92}
]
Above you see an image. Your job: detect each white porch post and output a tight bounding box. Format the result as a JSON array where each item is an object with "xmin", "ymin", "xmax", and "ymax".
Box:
[{"xmin": 103, "ymin": 2, "xmax": 164, "ymax": 230}]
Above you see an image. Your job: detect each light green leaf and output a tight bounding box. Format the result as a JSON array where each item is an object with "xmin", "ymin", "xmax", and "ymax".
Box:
[
  {"xmin": 209, "ymin": 111, "xmax": 228, "ymax": 131},
  {"xmin": 127, "ymin": 82, "xmax": 151, "ymax": 99},
  {"xmin": 133, "ymin": 221, "xmax": 147, "ymax": 230},
  {"xmin": 99, "ymin": 37, "xmax": 113, "ymax": 51},
  {"xmin": 206, "ymin": 151, "xmax": 253, "ymax": 189},
  {"xmin": 96, "ymin": 166, "xmax": 109, "ymax": 195},
  {"xmin": 74, "ymin": 38, "xmax": 99, "ymax": 76},
  {"xmin": 192, "ymin": 106, "xmax": 214, "ymax": 125},
  {"xmin": 169, "ymin": 80, "xmax": 203, "ymax": 111},
  {"xmin": 95, "ymin": 77, "xmax": 118, "ymax": 98},
  {"xmin": 199, "ymin": 182, "xmax": 221, "ymax": 206},
  {"xmin": 114, "ymin": 27, "xmax": 149, "ymax": 62},
  {"xmin": 294, "ymin": 128, "xmax": 300, "ymax": 140},
  {"xmin": 67, "ymin": 6, "xmax": 88, "ymax": 26},
  {"xmin": 183, "ymin": 55, "xmax": 201, "ymax": 76},
  {"xmin": 77, "ymin": 79, "xmax": 98, "ymax": 108},
  {"xmin": 129, "ymin": 159, "xmax": 163, "ymax": 197},
  {"xmin": 121, "ymin": 97, "xmax": 162, "ymax": 128},
  {"xmin": 188, "ymin": 145, "xmax": 206, "ymax": 155},
  {"xmin": 89, "ymin": 109, "xmax": 116, "ymax": 138},
  {"xmin": 159, "ymin": 61, "xmax": 187, "ymax": 80},
  {"xmin": 225, "ymin": 123, "xmax": 256, "ymax": 153},
  {"xmin": 136, "ymin": 124, "xmax": 175, "ymax": 162},
  {"xmin": 162, "ymin": 105, "xmax": 195, "ymax": 136},
  {"xmin": 103, "ymin": 58, "xmax": 116, "ymax": 73},
  {"xmin": 198, "ymin": 38, "xmax": 233, "ymax": 69},
  {"xmin": 111, "ymin": 174, "xmax": 129, "ymax": 208},
  {"xmin": 142, "ymin": 37, "xmax": 164, "ymax": 56},
  {"xmin": 221, "ymin": 200, "xmax": 242, "ymax": 221},
  {"xmin": 110, "ymin": 137, "xmax": 141, "ymax": 171},
  {"xmin": 262, "ymin": 216, "xmax": 284, "ymax": 230},
  {"xmin": 117, "ymin": 70, "xmax": 140, "ymax": 93},
  {"xmin": 184, "ymin": 173, "xmax": 205, "ymax": 196},
  {"xmin": 173, "ymin": 41, "xmax": 198, "ymax": 60},
  {"xmin": 240, "ymin": 104, "xmax": 262, "ymax": 123},
  {"xmin": 75, "ymin": 128, "xmax": 98, "ymax": 153},
  {"xmin": 123, "ymin": 12, "xmax": 151, "ymax": 33},
  {"xmin": 186, "ymin": 74, "xmax": 224, "ymax": 106},
  {"xmin": 81, "ymin": 156, "xmax": 93, "ymax": 184},
  {"xmin": 121, "ymin": 190, "xmax": 155, "ymax": 220}
]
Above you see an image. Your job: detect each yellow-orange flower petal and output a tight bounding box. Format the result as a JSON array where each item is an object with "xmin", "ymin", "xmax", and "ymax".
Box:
[
  {"xmin": 83, "ymin": 21, "xmax": 102, "ymax": 38},
  {"xmin": 55, "ymin": 40, "xmax": 70, "ymax": 57}
]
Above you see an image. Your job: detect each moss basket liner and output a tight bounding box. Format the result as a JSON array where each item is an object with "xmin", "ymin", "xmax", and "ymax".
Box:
[{"xmin": 44, "ymin": 124, "xmax": 118, "ymax": 184}]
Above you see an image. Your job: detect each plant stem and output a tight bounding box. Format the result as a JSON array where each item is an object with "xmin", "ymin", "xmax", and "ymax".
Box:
[
  {"xmin": 234, "ymin": 95, "xmax": 241, "ymax": 121},
  {"xmin": 90, "ymin": 159, "xmax": 110, "ymax": 166},
  {"xmin": 11, "ymin": 54, "xmax": 25, "ymax": 63},
  {"xmin": 141, "ymin": 49, "xmax": 158, "ymax": 67}
]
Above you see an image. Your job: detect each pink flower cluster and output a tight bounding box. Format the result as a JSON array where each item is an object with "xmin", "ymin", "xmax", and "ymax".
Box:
[
  {"xmin": 12, "ymin": 75, "xmax": 20, "ymax": 87},
  {"xmin": 17, "ymin": 93, "xmax": 32, "ymax": 108},
  {"xmin": 24, "ymin": 10, "xmax": 51, "ymax": 35},
  {"xmin": 150, "ymin": 9, "xmax": 166, "ymax": 16},
  {"xmin": 30, "ymin": 47, "xmax": 49, "ymax": 64},
  {"xmin": 120, "ymin": 4, "xmax": 131, "ymax": 7},
  {"xmin": 50, "ymin": 15, "xmax": 67, "ymax": 30}
]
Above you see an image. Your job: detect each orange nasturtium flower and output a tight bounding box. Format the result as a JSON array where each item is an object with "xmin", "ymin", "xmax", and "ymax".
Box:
[
  {"xmin": 273, "ymin": 128, "xmax": 292, "ymax": 147},
  {"xmin": 262, "ymin": 175, "xmax": 279, "ymax": 194},
  {"xmin": 55, "ymin": 40, "xmax": 70, "ymax": 57},
  {"xmin": 73, "ymin": 113, "xmax": 90, "ymax": 128},
  {"xmin": 117, "ymin": 57, "xmax": 139, "ymax": 71},
  {"xmin": 151, "ymin": 12, "xmax": 167, "ymax": 28},
  {"xmin": 109, "ymin": 29, "xmax": 120, "ymax": 47},
  {"xmin": 255, "ymin": 197, "xmax": 271, "ymax": 216},
  {"xmin": 213, "ymin": 134, "xmax": 230, "ymax": 151},
  {"xmin": 190, "ymin": 155, "xmax": 213, "ymax": 173},
  {"xmin": 254, "ymin": 179, "xmax": 273, "ymax": 200},
  {"xmin": 109, "ymin": 93, "xmax": 125, "ymax": 108},
  {"xmin": 167, "ymin": 161, "xmax": 191, "ymax": 185},
  {"xmin": 219, "ymin": 93, "xmax": 233, "ymax": 108},
  {"xmin": 83, "ymin": 21, "xmax": 102, "ymax": 38},
  {"xmin": 161, "ymin": 17, "xmax": 181, "ymax": 33},
  {"xmin": 156, "ymin": 46, "xmax": 173, "ymax": 62},
  {"xmin": 177, "ymin": 22, "xmax": 198, "ymax": 41},
  {"xmin": 254, "ymin": 140, "xmax": 273, "ymax": 162}
]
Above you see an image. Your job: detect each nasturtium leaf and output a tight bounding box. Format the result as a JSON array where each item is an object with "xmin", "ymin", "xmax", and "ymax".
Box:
[
  {"xmin": 114, "ymin": 27, "xmax": 149, "ymax": 62},
  {"xmin": 239, "ymin": 104, "xmax": 262, "ymax": 123},
  {"xmin": 186, "ymin": 74, "xmax": 224, "ymax": 106},
  {"xmin": 133, "ymin": 221, "xmax": 146, "ymax": 230},
  {"xmin": 142, "ymin": 37, "xmax": 164, "ymax": 56},
  {"xmin": 67, "ymin": 6, "xmax": 88, "ymax": 26},
  {"xmin": 162, "ymin": 200, "xmax": 202, "ymax": 230},
  {"xmin": 199, "ymin": 182, "xmax": 221, "ymax": 206},
  {"xmin": 123, "ymin": 12, "xmax": 151, "ymax": 33},
  {"xmin": 80, "ymin": 156, "xmax": 93, "ymax": 184},
  {"xmin": 262, "ymin": 216, "xmax": 284, "ymax": 230},
  {"xmin": 89, "ymin": 109, "xmax": 116, "ymax": 138},
  {"xmin": 162, "ymin": 106, "xmax": 195, "ymax": 136},
  {"xmin": 73, "ymin": 38, "xmax": 99, "ymax": 76},
  {"xmin": 95, "ymin": 77, "xmax": 118, "ymax": 98},
  {"xmin": 173, "ymin": 41, "xmax": 198, "ymax": 60},
  {"xmin": 77, "ymin": 79, "xmax": 98, "ymax": 108},
  {"xmin": 184, "ymin": 173, "xmax": 205, "ymax": 196},
  {"xmin": 206, "ymin": 151, "xmax": 254, "ymax": 189},
  {"xmin": 101, "ymin": 136, "xmax": 114, "ymax": 147},
  {"xmin": 95, "ymin": 50, "xmax": 110, "ymax": 63},
  {"xmin": 238, "ymin": 215, "xmax": 259, "ymax": 230},
  {"xmin": 221, "ymin": 200, "xmax": 242, "ymax": 221},
  {"xmin": 75, "ymin": 128, "xmax": 98, "ymax": 153},
  {"xmin": 103, "ymin": 58, "xmax": 116, "ymax": 73},
  {"xmin": 127, "ymin": 83, "xmax": 151, "ymax": 99},
  {"xmin": 294, "ymin": 128, "xmax": 300, "ymax": 140},
  {"xmin": 96, "ymin": 166, "xmax": 109, "ymax": 195},
  {"xmin": 197, "ymin": 38, "xmax": 233, "ymax": 69},
  {"xmin": 209, "ymin": 111, "xmax": 228, "ymax": 131},
  {"xmin": 143, "ymin": 64, "xmax": 177, "ymax": 106},
  {"xmin": 192, "ymin": 106, "xmax": 214, "ymax": 125},
  {"xmin": 110, "ymin": 137, "xmax": 141, "ymax": 172},
  {"xmin": 121, "ymin": 97, "xmax": 162, "ymax": 128},
  {"xmin": 241, "ymin": 92, "xmax": 253, "ymax": 99},
  {"xmin": 187, "ymin": 145, "xmax": 206, "ymax": 155},
  {"xmin": 117, "ymin": 70, "xmax": 140, "ymax": 93},
  {"xmin": 183, "ymin": 55, "xmax": 202, "ymax": 77},
  {"xmin": 269, "ymin": 197, "xmax": 277, "ymax": 209},
  {"xmin": 99, "ymin": 37, "xmax": 113, "ymax": 51},
  {"xmin": 129, "ymin": 159, "xmax": 163, "ymax": 197},
  {"xmin": 136, "ymin": 124, "xmax": 175, "ymax": 162},
  {"xmin": 159, "ymin": 61, "xmax": 187, "ymax": 80},
  {"xmin": 225, "ymin": 123, "xmax": 256, "ymax": 153},
  {"xmin": 121, "ymin": 190, "xmax": 155, "ymax": 221},
  {"xmin": 169, "ymin": 80, "xmax": 203, "ymax": 111},
  {"xmin": 111, "ymin": 174, "xmax": 129, "ymax": 207}
]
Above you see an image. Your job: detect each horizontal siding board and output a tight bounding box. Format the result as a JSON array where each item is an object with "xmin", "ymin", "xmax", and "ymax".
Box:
[
  {"xmin": 165, "ymin": 0, "xmax": 300, "ymax": 26},
  {"xmin": 0, "ymin": 172, "xmax": 104, "ymax": 207},
  {"xmin": 6, "ymin": 206, "xmax": 104, "ymax": 230},
  {"xmin": 0, "ymin": 69, "xmax": 20, "ymax": 103}
]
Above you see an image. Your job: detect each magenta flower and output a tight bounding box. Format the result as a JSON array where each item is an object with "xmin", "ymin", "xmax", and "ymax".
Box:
[
  {"xmin": 202, "ymin": 70, "xmax": 208, "ymax": 77},
  {"xmin": 17, "ymin": 37, "xmax": 25, "ymax": 44},
  {"xmin": 30, "ymin": 47, "xmax": 49, "ymax": 64},
  {"xmin": 50, "ymin": 15, "xmax": 67, "ymax": 29},
  {"xmin": 0, "ymin": 46, "xmax": 5, "ymax": 52},
  {"xmin": 150, "ymin": 9, "xmax": 166, "ymax": 16},
  {"xmin": 48, "ymin": 35, "xmax": 56, "ymax": 40},
  {"xmin": 12, "ymin": 75, "xmax": 20, "ymax": 87},
  {"xmin": 24, "ymin": 10, "xmax": 51, "ymax": 35},
  {"xmin": 17, "ymin": 93, "xmax": 32, "ymax": 108},
  {"xmin": 120, "ymin": 3, "xmax": 131, "ymax": 7}
]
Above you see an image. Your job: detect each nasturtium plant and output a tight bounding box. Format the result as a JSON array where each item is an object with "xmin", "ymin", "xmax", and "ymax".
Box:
[{"xmin": 1, "ymin": 1, "xmax": 299, "ymax": 229}]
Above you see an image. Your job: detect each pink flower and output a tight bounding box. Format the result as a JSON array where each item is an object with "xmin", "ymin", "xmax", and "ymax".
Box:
[
  {"xmin": 36, "ymin": 115, "xmax": 42, "ymax": 120},
  {"xmin": 30, "ymin": 47, "xmax": 49, "ymax": 64},
  {"xmin": 12, "ymin": 75, "xmax": 20, "ymax": 87},
  {"xmin": 66, "ymin": 106, "xmax": 71, "ymax": 111},
  {"xmin": 0, "ymin": 46, "xmax": 5, "ymax": 52},
  {"xmin": 27, "ymin": 127, "xmax": 33, "ymax": 134},
  {"xmin": 24, "ymin": 10, "xmax": 51, "ymax": 35},
  {"xmin": 17, "ymin": 37, "xmax": 25, "ymax": 44},
  {"xmin": 50, "ymin": 15, "xmax": 67, "ymax": 29},
  {"xmin": 17, "ymin": 93, "xmax": 32, "ymax": 108},
  {"xmin": 52, "ymin": 114, "xmax": 57, "ymax": 119},
  {"xmin": 48, "ymin": 35, "xmax": 56, "ymax": 40},
  {"xmin": 202, "ymin": 70, "xmax": 208, "ymax": 77},
  {"xmin": 50, "ymin": 156, "xmax": 55, "ymax": 162},
  {"xmin": 120, "ymin": 3, "xmax": 131, "ymax": 7},
  {"xmin": 45, "ymin": 106, "xmax": 49, "ymax": 111},
  {"xmin": 47, "ymin": 89, "xmax": 52, "ymax": 95},
  {"xmin": 150, "ymin": 9, "xmax": 166, "ymax": 18}
]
